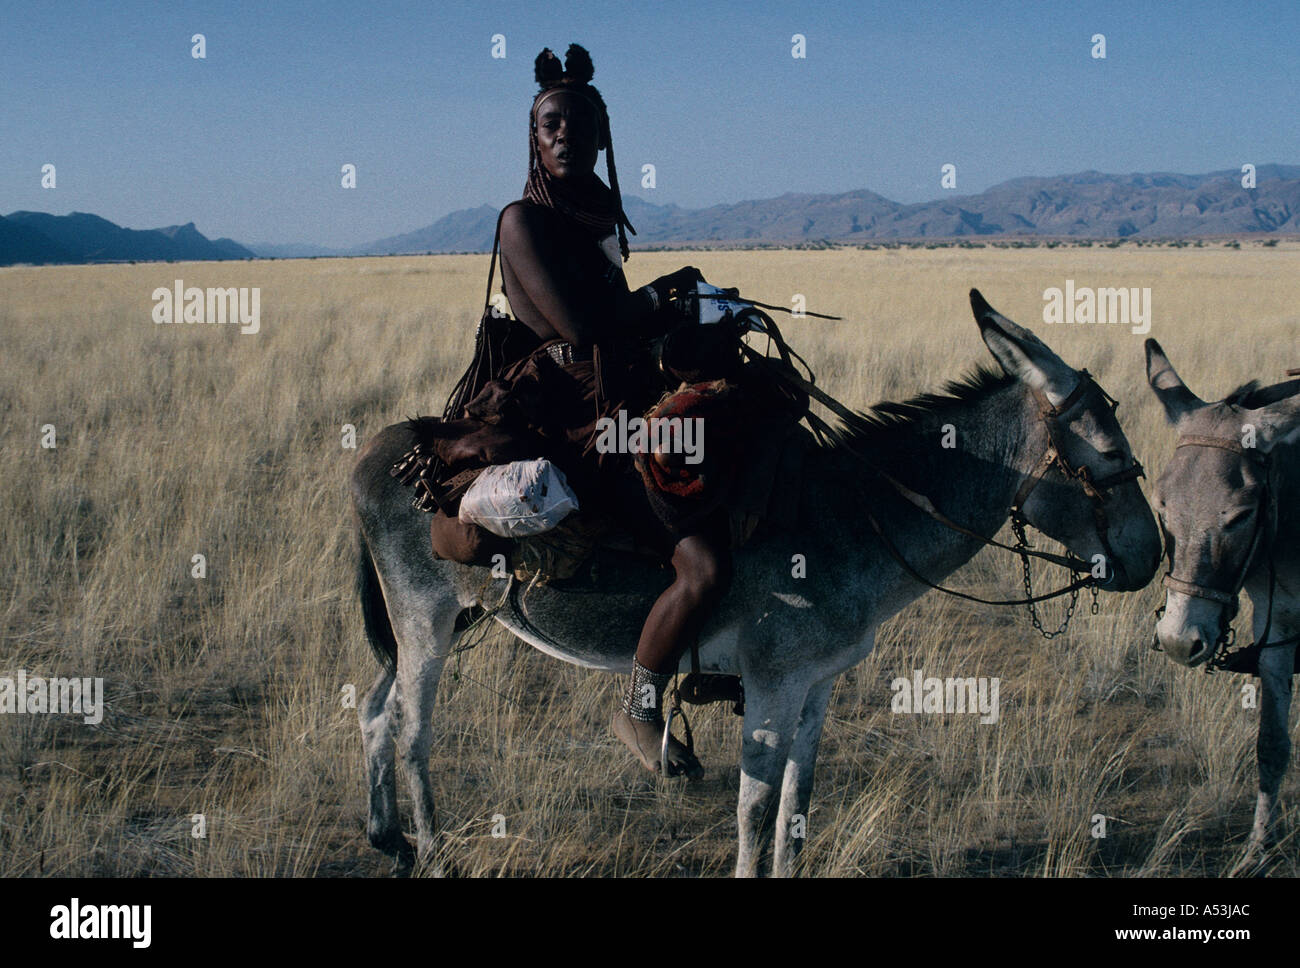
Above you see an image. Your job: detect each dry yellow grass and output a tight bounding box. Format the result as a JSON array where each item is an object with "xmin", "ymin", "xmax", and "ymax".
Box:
[{"xmin": 1, "ymin": 240, "xmax": 1297, "ymax": 876}]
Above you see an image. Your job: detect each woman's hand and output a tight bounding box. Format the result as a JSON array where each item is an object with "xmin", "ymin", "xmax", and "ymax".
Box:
[{"xmin": 648, "ymin": 266, "xmax": 705, "ymax": 305}]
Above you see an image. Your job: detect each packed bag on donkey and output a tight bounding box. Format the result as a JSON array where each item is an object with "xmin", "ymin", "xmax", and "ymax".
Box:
[{"xmin": 458, "ymin": 459, "xmax": 580, "ymax": 538}]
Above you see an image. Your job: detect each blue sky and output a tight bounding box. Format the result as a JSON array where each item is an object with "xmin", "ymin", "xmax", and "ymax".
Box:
[{"xmin": 2, "ymin": 0, "xmax": 1296, "ymax": 247}]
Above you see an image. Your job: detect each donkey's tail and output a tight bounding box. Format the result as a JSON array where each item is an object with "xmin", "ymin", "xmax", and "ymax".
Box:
[{"xmin": 356, "ymin": 527, "xmax": 398, "ymax": 675}]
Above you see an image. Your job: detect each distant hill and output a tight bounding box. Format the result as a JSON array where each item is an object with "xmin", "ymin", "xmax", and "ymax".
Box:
[
  {"xmin": 351, "ymin": 204, "xmax": 502, "ymax": 256},
  {"xmin": 333, "ymin": 165, "xmax": 1300, "ymax": 254},
  {"xmin": 876, "ymin": 166, "xmax": 1300, "ymax": 240},
  {"xmin": 0, "ymin": 211, "xmax": 255, "ymax": 266},
  {"xmin": 0, "ymin": 214, "xmax": 76, "ymax": 265},
  {"xmin": 245, "ymin": 205, "xmax": 502, "ymax": 259}
]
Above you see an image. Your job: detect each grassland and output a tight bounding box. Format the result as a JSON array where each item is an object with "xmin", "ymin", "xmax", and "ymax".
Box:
[{"xmin": 1, "ymin": 240, "xmax": 1297, "ymax": 876}]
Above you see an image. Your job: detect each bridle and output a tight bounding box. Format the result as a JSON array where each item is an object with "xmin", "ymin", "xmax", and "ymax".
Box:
[
  {"xmin": 1160, "ymin": 435, "xmax": 1271, "ymax": 599},
  {"xmin": 1152, "ymin": 433, "xmax": 1299, "ymax": 672},
  {"xmin": 1001, "ymin": 371, "xmax": 1146, "ymax": 632},
  {"xmin": 857, "ymin": 369, "xmax": 1146, "ymax": 638}
]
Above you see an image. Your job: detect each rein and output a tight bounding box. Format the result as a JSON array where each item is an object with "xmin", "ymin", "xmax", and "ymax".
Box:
[
  {"xmin": 1154, "ymin": 433, "xmax": 1300, "ymax": 673},
  {"xmin": 737, "ymin": 312, "xmax": 1141, "ymax": 638},
  {"xmin": 864, "ymin": 373, "xmax": 1142, "ymax": 636}
]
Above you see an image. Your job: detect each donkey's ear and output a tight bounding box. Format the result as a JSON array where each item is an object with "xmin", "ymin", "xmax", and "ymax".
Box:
[
  {"xmin": 1246, "ymin": 392, "xmax": 1300, "ymax": 452},
  {"xmin": 1144, "ymin": 339, "xmax": 1203, "ymax": 425},
  {"xmin": 970, "ymin": 289, "xmax": 1077, "ymax": 405}
]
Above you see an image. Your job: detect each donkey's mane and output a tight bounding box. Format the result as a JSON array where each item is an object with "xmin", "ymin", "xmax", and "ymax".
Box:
[
  {"xmin": 1226, "ymin": 380, "xmax": 1263, "ymax": 406},
  {"xmin": 1225, "ymin": 378, "xmax": 1300, "ymax": 410},
  {"xmin": 834, "ymin": 364, "xmax": 1015, "ymax": 454}
]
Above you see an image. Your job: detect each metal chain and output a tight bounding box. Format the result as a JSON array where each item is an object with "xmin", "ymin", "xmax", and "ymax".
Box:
[
  {"xmin": 1013, "ymin": 516, "xmax": 1081, "ymax": 639},
  {"xmin": 1204, "ymin": 620, "xmax": 1238, "ymax": 675}
]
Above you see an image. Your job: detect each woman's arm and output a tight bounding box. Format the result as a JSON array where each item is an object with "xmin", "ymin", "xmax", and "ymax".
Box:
[
  {"xmin": 501, "ymin": 203, "xmax": 704, "ymax": 345},
  {"xmin": 499, "ymin": 203, "xmax": 598, "ymax": 345}
]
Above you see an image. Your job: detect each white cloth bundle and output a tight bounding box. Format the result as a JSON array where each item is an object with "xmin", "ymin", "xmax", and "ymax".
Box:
[{"xmin": 458, "ymin": 459, "xmax": 580, "ymax": 538}]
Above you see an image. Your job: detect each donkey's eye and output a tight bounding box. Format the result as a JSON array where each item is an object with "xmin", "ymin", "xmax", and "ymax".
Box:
[{"xmin": 1101, "ymin": 449, "xmax": 1125, "ymax": 462}]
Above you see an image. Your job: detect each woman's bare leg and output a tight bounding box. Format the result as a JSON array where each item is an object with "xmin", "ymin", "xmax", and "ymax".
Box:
[{"xmin": 612, "ymin": 517, "xmax": 732, "ymax": 776}]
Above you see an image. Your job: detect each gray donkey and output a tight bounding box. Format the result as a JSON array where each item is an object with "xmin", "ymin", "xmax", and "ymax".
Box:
[
  {"xmin": 1145, "ymin": 340, "xmax": 1300, "ymax": 871},
  {"xmin": 350, "ymin": 291, "xmax": 1161, "ymax": 877}
]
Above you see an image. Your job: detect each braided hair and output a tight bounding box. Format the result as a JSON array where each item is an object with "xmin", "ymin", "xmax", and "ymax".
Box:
[{"xmin": 524, "ymin": 44, "xmax": 636, "ymax": 260}]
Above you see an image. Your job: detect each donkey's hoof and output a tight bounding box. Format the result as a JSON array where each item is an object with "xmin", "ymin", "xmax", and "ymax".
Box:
[
  {"xmin": 373, "ymin": 832, "xmax": 415, "ymax": 877},
  {"xmin": 391, "ymin": 845, "xmax": 416, "ymax": 877}
]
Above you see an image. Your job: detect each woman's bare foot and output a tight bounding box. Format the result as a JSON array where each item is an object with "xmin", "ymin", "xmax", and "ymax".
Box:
[{"xmin": 611, "ymin": 708, "xmax": 703, "ymax": 779}]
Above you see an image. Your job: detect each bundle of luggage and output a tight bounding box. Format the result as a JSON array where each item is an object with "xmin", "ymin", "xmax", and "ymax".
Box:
[{"xmin": 390, "ymin": 284, "xmax": 816, "ymax": 582}]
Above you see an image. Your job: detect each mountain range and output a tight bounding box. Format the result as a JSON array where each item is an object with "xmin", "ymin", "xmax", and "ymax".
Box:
[
  {"xmin": 4, "ymin": 166, "xmax": 1297, "ymax": 266},
  {"xmin": 0, "ymin": 211, "xmax": 254, "ymax": 266},
  {"xmin": 277, "ymin": 165, "xmax": 1300, "ymax": 257}
]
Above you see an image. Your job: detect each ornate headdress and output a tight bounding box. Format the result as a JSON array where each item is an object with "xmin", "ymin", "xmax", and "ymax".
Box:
[{"xmin": 524, "ymin": 44, "xmax": 636, "ymax": 260}]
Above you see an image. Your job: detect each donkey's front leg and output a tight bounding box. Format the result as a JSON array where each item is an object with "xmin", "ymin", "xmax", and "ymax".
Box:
[
  {"xmin": 772, "ymin": 678, "xmax": 834, "ymax": 877},
  {"xmin": 736, "ymin": 677, "xmax": 807, "ymax": 877},
  {"xmin": 1245, "ymin": 640, "xmax": 1296, "ymax": 867}
]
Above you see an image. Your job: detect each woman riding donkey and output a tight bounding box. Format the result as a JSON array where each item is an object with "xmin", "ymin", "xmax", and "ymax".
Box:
[
  {"xmin": 402, "ymin": 44, "xmax": 774, "ymax": 777},
  {"xmin": 503, "ymin": 43, "xmax": 738, "ymax": 778}
]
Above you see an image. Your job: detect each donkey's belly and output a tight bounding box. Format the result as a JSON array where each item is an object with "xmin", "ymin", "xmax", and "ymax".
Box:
[{"xmin": 491, "ymin": 549, "xmax": 741, "ymax": 673}]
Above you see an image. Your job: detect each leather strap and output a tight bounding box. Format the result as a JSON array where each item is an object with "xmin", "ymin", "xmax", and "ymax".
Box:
[
  {"xmin": 483, "ymin": 201, "xmax": 527, "ymax": 315},
  {"xmin": 865, "ymin": 512, "xmax": 1097, "ymax": 607},
  {"xmin": 1175, "ymin": 434, "xmax": 1268, "ymax": 466},
  {"xmin": 1162, "ymin": 572, "xmax": 1237, "ymax": 606}
]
